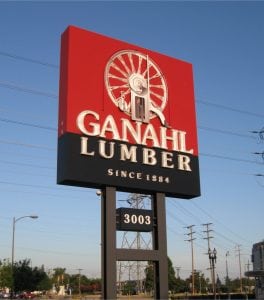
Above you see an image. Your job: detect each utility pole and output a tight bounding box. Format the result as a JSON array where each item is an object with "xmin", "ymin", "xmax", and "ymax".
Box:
[
  {"xmin": 225, "ymin": 251, "xmax": 230, "ymax": 280},
  {"xmin": 77, "ymin": 268, "xmax": 83, "ymax": 297},
  {"xmin": 197, "ymin": 270, "xmax": 202, "ymax": 294},
  {"xmin": 225, "ymin": 251, "xmax": 230, "ymax": 295},
  {"xmin": 235, "ymin": 245, "xmax": 243, "ymax": 293},
  {"xmin": 208, "ymin": 248, "xmax": 217, "ymax": 299},
  {"xmin": 245, "ymin": 260, "xmax": 252, "ymax": 295},
  {"xmin": 251, "ymin": 127, "xmax": 264, "ymax": 141},
  {"xmin": 185, "ymin": 225, "xmax": 196, "ymax": 295},
  {"xmin": 202, "ymin": 223, "xmax": 214, "ymax": 292},
  {"xmin": 252, "ymin": 127, "xmax": 264, "ymax": 182},
  {"xmin": 245, "ymin": 260, "xmax": 251, "ymax": 272}
]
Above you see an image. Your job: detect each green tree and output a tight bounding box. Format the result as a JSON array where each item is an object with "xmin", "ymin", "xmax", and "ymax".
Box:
[
  {"xmin": 144, "ymin": 257, "xmax": 178, "ymax": 293},
  {"xmin": 0, "ymin": 259, "xmax": 12, "ymax": 289},
  {"xmin": 52, "ymin": 268, "xmax": 67, "ymax": 285},
  {"xmin": 68, "ymin": 273, "xmax": 91, "ymax": 294},
  {"xmin": 1, "ymin": 259, "xmax": 51, "ymax": 293},
  {"xmin": 32, "ymin": 265, "xmax": 52, "ymax": 291},
  {"xmin": 195, "ymin": 271, "xmax": 208, "ymax": 294},
  {"xmin": 174, "ymin": 277, "xmax": 188, "ymax": 293},
  {"xmin": 122, "ymin": 280, "xmax": 137, "ymax": 295},
  {"xmin": 185, "ymin": 270, "xmax": 208, "ymax": 294},
  {"xmin": 13, "ymin": 259, "xmax": 34, "ymax": 292},
  {"xmin": 68, "ymin": 274, "xmax": 79, "ymax": 293},
  {"xmin": 51, "ymin": 267, "xmax": 69, "ymax": 293},
  {"xmin": 223, "ymin": 275, "xmax": 232, "ymax": 293},
  {"xmin": 229, "ymin": 277, "xmax": 243, "ymax": 292},
  {"xmin": 88, "ymin": 278, "xmax": 101, "ymax": 293},
  {"xmin": 144, "ymin": 261, "xmax": 154, "ymax": 293},
  {"xmin": 168, "ymin": 257, "xmax": 177, "ymax": 292},
  {"xmin": 227, "ymin": 277, "xmax": 255, "ymax": 293}
]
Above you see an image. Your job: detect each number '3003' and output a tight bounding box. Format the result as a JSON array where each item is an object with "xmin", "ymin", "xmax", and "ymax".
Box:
[{"xmin": 123, "ymin": 214, "xmax": 151, "ymax": 225}]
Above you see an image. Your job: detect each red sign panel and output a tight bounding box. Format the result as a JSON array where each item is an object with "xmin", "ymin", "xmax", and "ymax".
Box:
[{"xmin": 57, "ymin": 25, "xmax": 200, "ymax": 199}]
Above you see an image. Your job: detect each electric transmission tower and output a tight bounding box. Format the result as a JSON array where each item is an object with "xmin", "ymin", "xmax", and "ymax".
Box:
[
  {"xmin": 175, "ymin": 266, "xmax": 181, "ymax": 278},
  {"xmin": 117, "ymin": 193, "xmax": 152, "ymax": 295}
]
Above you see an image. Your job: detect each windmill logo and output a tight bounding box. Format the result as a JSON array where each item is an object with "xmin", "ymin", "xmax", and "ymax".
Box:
[{"xmin": 104, "ymin": 50, "xmax": 169, "ymax": 127}]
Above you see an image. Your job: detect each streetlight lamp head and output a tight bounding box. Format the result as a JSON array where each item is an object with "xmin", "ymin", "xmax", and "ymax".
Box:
[
  {"xmin": 30, "ymin": 215, "xmax": 38, "ymax": 219},
  {"xmin": 11, "ymin": 214, "xmax": 38, "ymax": 300}
]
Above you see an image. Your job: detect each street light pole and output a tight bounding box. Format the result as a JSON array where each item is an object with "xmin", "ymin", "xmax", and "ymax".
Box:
[
  {"xmin": 11, "ymin": 215, "xmax": 38, "ymax": 299},
  {"xmin": 208, "ymin": 248, "xmax": 217, "ymax": 300},
  {"xmin": 77, "ymin": 268, "xmax": 83, "ymax": 298}
]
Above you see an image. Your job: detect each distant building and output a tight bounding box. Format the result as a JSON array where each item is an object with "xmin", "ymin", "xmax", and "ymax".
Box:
[{"xmin": 245, "ymin": 241, "xmax": 264, "ymax": 299}]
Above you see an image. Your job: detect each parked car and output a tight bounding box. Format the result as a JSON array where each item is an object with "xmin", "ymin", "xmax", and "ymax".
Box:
[
  {"xmin": 0, "ymin": 293, "xmax": 10, "ymax": 299},
  {"xmin": 19, "ymin": 292, "xmax": 35, "ymax": 299}
]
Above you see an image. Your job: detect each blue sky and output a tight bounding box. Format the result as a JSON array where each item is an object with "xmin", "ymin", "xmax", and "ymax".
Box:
[{"xmin": 0, "ymin": 1, "xmax": 264, "ymax": 281}]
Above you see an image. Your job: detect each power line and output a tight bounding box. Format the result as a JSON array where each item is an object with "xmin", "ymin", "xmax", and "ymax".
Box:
[
  {"xmin": 0, "ymin": 182, "xmax": 95, "ymax": 202},
  {"xmin": 167, "ymin": 203, "xmax": 206, "ymax": 235},
  {"xmin": 0, "ymin": 150, "xmax": 54, "ymax": 161},
  {"xmin": 0, "ymin": 138, "xmax": 261, "ymax": 169},
  {"xmin": 200, "ymin": 152, "xmax": 263, "ymax": 165},
  {"xmin": 168, "ymin": 199, "xmax": 246, "ymax": 253},
  {"xmin": 0, "ymin": 49, "xmax": 263, "ymax": 120},
  {"xmin": 0, "ymin": 187, "xmax": 90, "ymax": 202},
  {"xmin": 0, "ymin": 180, "xmax": 61, "ymax": 190},
  {"xmin": 0, "ymin": 80, "xmax": 57, "ymax": 99},
  {"xmin": 0, "ymin": 139, "xmax": 55, "ymax": 151},
  {"xmin": 0, "ymin": 106, "xmax": 51, "ymax": 122},
  {"xmin": 0, "ymin": 50, "xmax": 59, "ymax": 68},
  {"xmin": 168, "ymin": 200, "xmax": 203, "ymax": 224},
  {"xmin": 0, "ymin": 117, "xmax": 56, "ymax": 131},
  {"xmin": 1, "ymin": 169, "xmax": 54, "ymax": 179},
  {"xmin": 198, "ymin": 125, "xmax": 255, "ymax": 140},
  {"xmin": 167, "ymin": 225, "xmax": 182, "ymax": 237},
  {"xmin": 197, "ymin": 99, "xmax": 264, "ymax": 119},
  {"xmin": 0, "ymin": 136, "xmax": 261, "ymax": 169},
  {"xmin": 214, "ymin": 231, "xmax": 242, "ymax": 250},
  {"xmin": 202, "ymin": 167, "xmax": 253, "ymax": 177},
  {"xmin": 167, "ymin": 201, "xmax": 247, "ymax": 254},
  {"xmin": 167, "ymin": 209, "xmax": 188, "ymax": 227},
  {"xmin": 189, "ymin": 201, "xmax": 253, "ymax": 245},
  {"xmin": 0, "ymin": 123, "xmax": 259, "ymax": 179},
  {"xmin": 0, "ymin": 148, "xmax": 258, "ymax": 180},
  {"xmin": 0, "ymin": 244, "xmax": 91, "ymax": 257},
  {"xmin": 0, "ymin": 114, "xmax": 256, "ymax": 141},
  {"xmin": 0, "ymin": 160, "xmax": 54, "ymax": 170},
  {"xmin": 0, "ymin": 178, "xmax": 93, "ymax": 194}
]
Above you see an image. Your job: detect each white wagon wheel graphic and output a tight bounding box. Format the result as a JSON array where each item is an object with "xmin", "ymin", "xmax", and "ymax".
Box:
[{"xmin": 104, "ymin": 50, "xmax": 168, "ymax": 121}]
